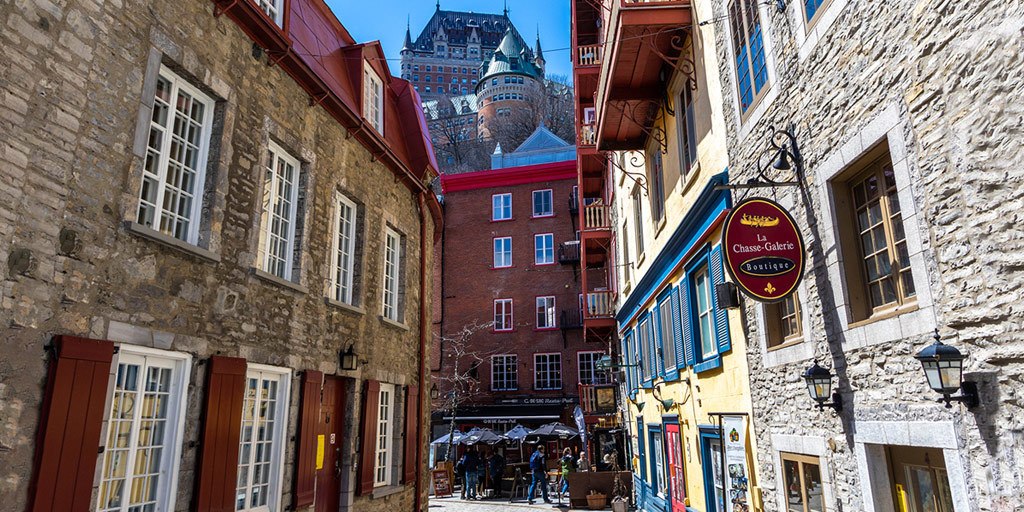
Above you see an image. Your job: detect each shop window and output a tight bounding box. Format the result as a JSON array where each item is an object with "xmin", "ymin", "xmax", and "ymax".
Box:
[
  {"xmin": 780, "ymin": 453, "xmax": 826, "ymax": 512},
  {"xmin": 765, "ymin": 291, "xmax": 803, "ymax": 348}
]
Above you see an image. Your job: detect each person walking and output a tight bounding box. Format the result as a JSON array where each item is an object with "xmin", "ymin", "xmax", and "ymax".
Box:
[
  {"xmin": 559, "ymin": 447, "xmax": 577, "ymax": 497},
  {"xmin": 527, "ymin": 444, "xmax": 552, "ymax": 504},
  {"xmin": 488, "ymin": 449, "xmax": 506, "ymax": 498},
  {"xmin": 459, "ymin": 448, "xmax": 482, "ymax": 500}
]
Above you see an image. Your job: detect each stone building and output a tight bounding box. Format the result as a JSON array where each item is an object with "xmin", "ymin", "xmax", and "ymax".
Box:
[
  {"xmin": 707, "ymin": 0, "xmax": 1024, "ymax": 511},
  {"xmin": 0, "ymin": 0, "xmax": 440, "ymax": 511}
]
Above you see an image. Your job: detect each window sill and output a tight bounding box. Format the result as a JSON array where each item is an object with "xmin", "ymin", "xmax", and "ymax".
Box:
[
  {"xmin": 694, "ymin": 356, "xmax": 722, "ymax": 374},
  {"xmin": 491, "ymin": 218, "xmax": 515, "ymax": 223},
  {"xmin": 252, "ymin": 268, "xmax": 307, "ymax": 294},
  {"xmin": 847, "ymin": 301, "xmax": 919, "ymax": 330},
  {"xmin": 380, "ymin": 315, "xmax": 410, "ymax": 331},
  {"xmin": 534, "ymin": 327, "xmax": 559, "ymax": 332},
  {"xmin": 534, "ymin": 262, "xmax": 556, "ymax": 267},
  {"xmin": 371, "ymin": 484, "xmax": 408, "ymax": 499},
  {"xmin": 491, "ymin": 265, "xmax": 515, "ymax": 270},
  {"xmin": 492, "ymin": 388, "xmax": 519, "ymax": 392},
  {"xmin": 766, "ymin": 337, "xmax": 804, "ymax": 352},
  {"xmin": 492, "ymin": 329, "xmax": 517, "ymax": 334},
  {"xmin": 325, "ymin": 297, "xmax": 365, "ymax": 315},
  {"xmin": 531, "ymin": 214, "xmax": 556, "ymax": 219},
  {"xmin": 535, "ymin": 387, "xmax": 562, "ymax": 392},
  {"xmin": 124, "ymin": 221, "xmax": 220, "ymax": 263},
  {"xmin": 653, "ymin": 217, "xmax": 667, "ymax": 238}
]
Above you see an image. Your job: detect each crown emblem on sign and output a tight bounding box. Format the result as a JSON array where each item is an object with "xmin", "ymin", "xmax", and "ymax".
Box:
[
  {"xmin": 739, "ymin": 214, "xmax": 780, "ymax": 228},
  {"xmin": 764, "ymin": 282, "xmax": 776, "ymax": 294}
]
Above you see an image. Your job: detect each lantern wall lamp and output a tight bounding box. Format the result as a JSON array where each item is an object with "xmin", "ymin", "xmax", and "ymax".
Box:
[
  {"xmin": 802, "ymin": 361, "xmax": 843, "ymax": 413},
  {"xmin": 652, "ymin": 383, "xmax": 675, "ymax": 410},
  {"xmin": 914, "ymin": 330, "xmax": 980, "ymax": 409},
  {"xmin": 339, "ymin": 344, "xmax": 358, "ymax": 371}
]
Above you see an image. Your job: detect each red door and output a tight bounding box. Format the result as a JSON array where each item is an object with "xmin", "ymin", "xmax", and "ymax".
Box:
[
  {"xmin": 315, "ymin": 376, "xmax": 346, "ymax": 512},
  {"xmin": 665, "ymin": 423, "xmax": 687, "ymax": 511}
]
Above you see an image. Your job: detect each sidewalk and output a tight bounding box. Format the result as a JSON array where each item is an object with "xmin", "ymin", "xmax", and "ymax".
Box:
[{"xmin": 427, "ymin": 495, "xmax": 573, "ymax": 511}]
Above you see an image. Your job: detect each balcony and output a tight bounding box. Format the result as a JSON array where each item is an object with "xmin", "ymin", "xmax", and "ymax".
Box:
[
  {"xmin": 583, "ymin": 202, "xmax": 610, "ymax": 231},
  {"xmin": 568, "ymin": 188, "xmax": 580, "ymax": 216},
  {"xmin": 585, "ymin": 291, "xmax": 615, "ymax": 319},
  {"xmin": 560, "ymin": 308, "xmax": 584, "ymax": 330},
  {"xmin": 576, "ymin": 44, "xmax": 603, "ymax": 67},
  {"xmin": 558, "ymin": 241, "xmax": 581, "ymax": 264},
  {"xmin": 595, "ymin": 0, "xmax": 692, "ymax": 151},
  {"xmin": 579, "ymin": 122, "xmax": 597, "ymax": 147}
]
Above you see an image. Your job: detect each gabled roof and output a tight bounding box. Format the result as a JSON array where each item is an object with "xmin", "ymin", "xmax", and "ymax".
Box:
[{"xmin": 513, "ymin": 124, "xmax": 570, "ymax": 153}]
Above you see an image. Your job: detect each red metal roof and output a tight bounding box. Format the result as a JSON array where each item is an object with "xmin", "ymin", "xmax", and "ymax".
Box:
[{"xmin": 440, "ymin": 160, "xmax": 577, "ymax": 193}]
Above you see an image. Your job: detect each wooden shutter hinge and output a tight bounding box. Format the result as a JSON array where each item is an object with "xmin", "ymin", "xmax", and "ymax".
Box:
[{"xmin": 98, "ymin": 446, "xmax": 105, "ymax": 454}]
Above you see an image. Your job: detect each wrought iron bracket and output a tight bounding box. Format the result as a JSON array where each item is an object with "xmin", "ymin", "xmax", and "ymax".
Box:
[
  {"xmin": 637, "ymin": 26, "xmax": 697, "ymax": 92},
  {"xmin": 607, "ymin": 99, "xmax": 669, "ymax": 156},
  {"xmin": 717, "ymin": 123, "xmax": 805, "ymax": 191},
  {"xmin": 607, "ymin": 152, "xmax": 648, "ymax": 193}
]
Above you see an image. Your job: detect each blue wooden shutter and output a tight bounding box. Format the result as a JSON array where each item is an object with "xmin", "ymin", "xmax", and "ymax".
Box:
[
  {"xmin": 710, "ymin": 246, "xmax": 732, "ymax": 354},
  {"xmin": 651, "ymin": 303, "xmax": 662, "ymax": 378},
  {"xmin": 679, "ymin": 275, "xmax": 695, "ymax": 366},
  {"xmin": 623, "ymin": 331, "xmax": 634, "ymax": 393},
  {"xmin": 636, "ymin": 420, "xmax": 647, "ymax": 480},
  {"xmin": 670, "ymin": 288, "xmax": 684, "ymax": 369}
]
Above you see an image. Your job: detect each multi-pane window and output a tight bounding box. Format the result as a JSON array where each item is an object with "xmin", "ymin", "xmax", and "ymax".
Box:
[
  {"xmin": 694, "ymin": 266, "xmax": 717, "ymax": 359},
  {"xmin": 363, "ymin": 65, "xmax": 384, "ymax": 133},
  {"xmin": 236, "ymin": 368, "xmax": 289, "ymax": 511},
  {"xmin": 621, "ymin": 222, "xmax": 631, "ymax": 283},
  {"xmin": 536, "ymin": 296, "xmax": 556, "ymax": 329},
  {"xmin": 766, "ymin": 292, "xmax": 803, "ymax": 348},
  {"xmin": 255, "ymin": 0, "xmax": 283, "ymax": 25},
  {"xmin": 535, "ymin": 233, "xmax": 554, "ymax": 265},
  {"xmin": 781, "ymin": 453, "xmax": 826, "ymax": 512},
  {"xmin": 850, "ymin": 158, "xmax": 915, "ymax": 312},
  {"xmin": 730, "ymin": 0, "xmax": 768, "ymax": 114},
  {"xmin": 494, "ymin": 298, "xmax": 513, "ymax": 331},
  {"xmin": 259, "ymin": 142, "xmax": 300, "ymax": 280},
  {"xmin": 638, "ymin": 317, "xmax": 652, "ymax": 381},
  {"xmin": 532, "ymin": 189, "xmax": 553, "ymax": 217},
  {"xmin": 97, "ymin": 350, "xmax": 188, "ymax": 512},
  {"xmin": 374, "ymin": 383, "xmax": 396, "ymax": 487},
  {"xmin": 678, "ymin": 87, "xmax": 697, "ymax": 173},
  {"xmin": 632, "ymin": 191, "xmax": 645, "ymax": 256},
  {"xmin": 492, "ymin": 355, "xmax": 518, "ymax": 391},
  {"xmin": 534, "ymin": 353, "xmax": 562, "ymax": 390},
  {"xmin": 137, "ymin": 66, "xmax": 214, "ymax": 245},
  {"xmin": 578, "ymin": 352, "xmax": 610, "ymax": 385},
  {"xmin": 658, "ymin": 296, "xmax": 676, "ymax": 371},
  {"xmin": 804, "ymin": 0, "xmax": 828, "ymax": 24},
  {"xmin": 382, "ymin": 227, "xmax": 403, "ymax": 322},
  {"xmin": 493, "ymin": 237, "xmax": 512, "ymax": 268},
  {"xmin": 648, "ymin": 150, "xmax": 665, "ymax": 223},
  {"xmin": 492, "ymin": 193, "xmax": 512, "ymax": 221},
  {"xmin": 331, "ymin": 193, "xmax": 358, "ymax": 304}
]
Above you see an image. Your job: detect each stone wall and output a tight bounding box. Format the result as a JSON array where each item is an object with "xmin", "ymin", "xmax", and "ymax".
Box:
[
  {"xmin": 708, "ymin": 0, "xmax": 1024, "ymax": 510},
  {"xmin": 0, "ymin": 0, "xmax": 433, "ymax": 510}
]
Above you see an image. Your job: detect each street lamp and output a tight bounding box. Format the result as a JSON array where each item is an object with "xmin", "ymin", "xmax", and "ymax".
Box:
[
  {"xmin": 802, "ymin": 361, "xmax": 842, "ymax": 412},
  {"xmin": 914, "ymin": 330, "xmax": 979, "ymax": 408}
]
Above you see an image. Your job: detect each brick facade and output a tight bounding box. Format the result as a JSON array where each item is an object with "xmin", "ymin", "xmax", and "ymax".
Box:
[{"xmin": 0, "ymin": 0, "xmax": 439, "ymax": 510}]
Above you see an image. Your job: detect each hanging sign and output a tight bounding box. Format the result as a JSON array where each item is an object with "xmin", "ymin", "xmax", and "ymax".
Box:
[
  {"xmin": 722, "ymin": 415, "xmax": 751, "ymax": 512},
  {"xmin": 722, "ymin": 197, "xmax": 805, "ymax": 302}
]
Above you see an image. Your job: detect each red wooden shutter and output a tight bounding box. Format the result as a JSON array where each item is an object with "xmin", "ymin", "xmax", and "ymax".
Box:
[
  {"xmin": 28, "ymin": 335, "xmax": 115, "ymax": 512},
  {"xmin": 194, "ymin": 356, "xmax": 247, "ymax": 512},
  {"xmin": 357, "ymin": 379, "xmax": 381, "ymax": 496},
  {"xmin": 402, "ymin": 385, "xmax": 419, "ymax": 484},
  {"xmin": 293, "ymin": 370, "xmax": 323, "ymax": 508}
]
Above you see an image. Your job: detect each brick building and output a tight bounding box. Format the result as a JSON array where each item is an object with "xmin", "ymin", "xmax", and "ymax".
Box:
[
  {"xmin": 0, "ymin": 0, "xmax": 440, "ymax": 511},
  {"xmin": 431, "ymin": 128, "xmax": 608, "ymax": 458}
]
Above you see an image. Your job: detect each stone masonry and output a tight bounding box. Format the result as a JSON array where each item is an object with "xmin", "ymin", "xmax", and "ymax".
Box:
[{"xmin": 0, "ymin": 0, "xmax": 435, "ymax": 510}]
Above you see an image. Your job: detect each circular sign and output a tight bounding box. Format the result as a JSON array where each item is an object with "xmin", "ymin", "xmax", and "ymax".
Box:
[{"xmin": 722, "ymin": 197, "xmax": 805, "ymax": 302}]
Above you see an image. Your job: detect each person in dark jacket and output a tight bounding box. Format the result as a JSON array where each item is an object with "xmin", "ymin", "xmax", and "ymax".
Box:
[
  {"xmin": 527, "ymin": 444, "xmax": 551, "ymax": 504},
  {"xmin": 488, "ymin": 450, "xmax": 506, "ymax": 497},
  {"xmin": 459, "ymin": 448, "xmax": 483, "ymax": 500}
]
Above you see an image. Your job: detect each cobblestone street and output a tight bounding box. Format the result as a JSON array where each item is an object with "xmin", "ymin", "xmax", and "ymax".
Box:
[{"xmin": 427, "ymin": 496, "xmax": 572, "ymax": 511}]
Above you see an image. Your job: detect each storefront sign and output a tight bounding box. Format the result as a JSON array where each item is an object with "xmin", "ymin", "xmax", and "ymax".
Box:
[
  {"xmin": 431, "ymin": 469, "xmax": 453, "ymax": 497},
  {"xmin": 722, "ymin": 197, "xmax": 805, "ymax": 302},
  {"xmin": 495, "ymin": 397, "xmax": 577, "ymax": 405},
  {"xmin": 722, "ymin": 415, "xmax": 751, "ymax": 512}
]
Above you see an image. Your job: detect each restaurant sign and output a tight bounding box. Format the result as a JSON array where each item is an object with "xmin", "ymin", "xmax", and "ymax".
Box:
[{"xmin": 722, "ymin": 197, "xmax": 805, "ymax": 302}]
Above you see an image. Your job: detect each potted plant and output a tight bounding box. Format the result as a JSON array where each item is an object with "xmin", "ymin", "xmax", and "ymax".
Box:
[
  {"xmin": 610, "ymin": 460, "xmax": 629, "ymax": 512},
  {"xmin": 587, "ymin": 490, "xmax": 609, "ymax": 510}
]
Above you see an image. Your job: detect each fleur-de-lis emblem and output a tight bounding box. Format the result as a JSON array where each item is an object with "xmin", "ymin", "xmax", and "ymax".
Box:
[{"xmin": 764, "ymin": 282, "xmax": 776, "ymax": 294}]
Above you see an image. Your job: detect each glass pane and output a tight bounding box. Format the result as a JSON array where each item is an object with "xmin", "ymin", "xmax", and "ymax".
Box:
[
  {"xmin": 783, "ymin": 459, "xmax": 805, "ymax": 512},
  {"xmin": 805, "ymin": 462, "xmax": 824, "ymax": 512}
]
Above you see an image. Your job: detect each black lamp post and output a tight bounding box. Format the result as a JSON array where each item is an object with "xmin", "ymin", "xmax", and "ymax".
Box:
[
  {"xmin": 802, "ymin": 361, "xmax": 842, "ymax": 412},
  {"xmin": 339, "ymin": 345, "xmax": 358, "ymax": 371},
  {"xmin": 914, "ymin": 330, "xmax": 979, "ymax": 408}
]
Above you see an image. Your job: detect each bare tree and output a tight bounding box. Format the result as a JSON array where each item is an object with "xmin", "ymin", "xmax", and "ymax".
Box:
[
  {"xmin": 427, "ymin": 95, "xmax": 493, "ymax": 174},
  {"xmin": 432, "ymin": 321, "xmax": 497, "ymax": 461},
  {"xmin": 542, "ymin": 74, "xmax": 577, "ymax": 144}
]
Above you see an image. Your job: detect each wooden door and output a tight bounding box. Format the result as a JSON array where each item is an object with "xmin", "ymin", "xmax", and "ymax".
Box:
[
  {"xmin": 888, "ymin": 446, "xmax": 954, "ymax": 512},
  {"xmin": 315, "ymin": 376, "xmax": 346, "ymax": 512},
  {"xmin": 665, "ymin": 423, "xmax": 686, "ymax": 511}
]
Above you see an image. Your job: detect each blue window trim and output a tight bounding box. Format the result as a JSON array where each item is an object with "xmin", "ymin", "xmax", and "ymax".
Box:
[
  {"xmin": 636, "ymin": 419, "xmax": 647, "ymax": 481},
  {"xmin": 639, "ymin": 313, "xmax": 654, "ymax": 389},
  {"xmin": 647, "ymin": 423, "xmax": 664, "ymax": 495},
  {"xmin": 656, "ymin": 287, "xmax": 680, "ymax": 381},
  {"xmin": 699, "ymin": 428, "xmax": 723, "ymax": 512},
  {"xmin": 685, "ymin": 247, "xmax": 719, "ymax": 373}
]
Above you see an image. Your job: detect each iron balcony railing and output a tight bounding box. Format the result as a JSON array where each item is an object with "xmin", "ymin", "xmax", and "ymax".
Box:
[
  {"xmin": 558, "ymin": 241, "xmax": 581, "ymax": 264},
  {"xmin": 560, "ymin": 309, "xmax": 584, "ymax": 329}
]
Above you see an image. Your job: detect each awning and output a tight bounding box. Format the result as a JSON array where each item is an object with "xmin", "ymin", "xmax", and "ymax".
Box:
[{"xmin": 431, "ymin": 403, "xmax": 567, "ymax": 423}]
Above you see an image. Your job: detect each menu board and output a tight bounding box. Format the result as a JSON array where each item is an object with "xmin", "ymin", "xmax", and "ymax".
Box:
[{"xmin": 431, "ymin": 469, "xmax": 453, "ymax": 498}]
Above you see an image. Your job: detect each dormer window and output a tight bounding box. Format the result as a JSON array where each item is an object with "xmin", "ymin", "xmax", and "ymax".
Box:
[
  {"xmin": 363, "ymin": 64, "xmax": 384, "ymax": 134},
  {"xmin": 255, "ymin": 0, "xmax": 284, "ymax": 26}
]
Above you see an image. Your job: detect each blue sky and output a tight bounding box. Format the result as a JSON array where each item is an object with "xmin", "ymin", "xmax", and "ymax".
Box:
[{"xmin": 325, "ymin": 0, "xmax": 574, "ymax": 79}]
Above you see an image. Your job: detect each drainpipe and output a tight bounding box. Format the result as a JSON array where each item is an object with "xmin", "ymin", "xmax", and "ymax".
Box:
[{"xmin": 415, "ymin": 191, "xmax": 430, "ymax": 512}]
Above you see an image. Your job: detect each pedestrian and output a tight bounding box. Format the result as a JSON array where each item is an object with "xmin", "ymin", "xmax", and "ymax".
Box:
[
  {"xmin": 527, "ymin": 444, "xmax": 552, "ymax": 504},
  {"xmin": 559, "ymin": 447, "xmax": 576, "ymax": 496},
  {"xmin": 458, "ymin": 447, "xmax": 482, "ymax": 500},
  {"xmin": 489, "ymin": 449, "xmax": 506, "ymax": 497}
]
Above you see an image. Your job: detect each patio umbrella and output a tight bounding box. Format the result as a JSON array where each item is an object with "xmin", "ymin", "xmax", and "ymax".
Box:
[
  {"xmin": 431, "ymin": 430, "xmax": 465, "ymax": 445},
  {"xmin": 504, "ymin": 424, "xmax": 530, "ymax": 442},
  {"xmin": 524, "ymin": 422, "xmax": 580, "ymax": 443},
  {"xmin": 461, "ymin": 427, "xmax": 505, "ymax": 445}
]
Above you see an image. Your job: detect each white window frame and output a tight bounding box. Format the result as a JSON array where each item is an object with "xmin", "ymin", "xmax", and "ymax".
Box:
[
  {"xmin": 259, "ymin": 141, "xmax": 301, "ymax": 280},
  {"xmin": 694, "ymin": 266, "xmax": 718, "ymax": 360},
  {"xmin": 136, "ymin": 65, "xmax": 214, "ymax": 245},
  {"xmin": 382, "ymin": 227, "xmax": 403, "ymax": 322},
  {"xmin": 534, "ymin": 233, "xmax": 554, "ymax": 265},
  {"xmin": 363, "ymin": 64, "xmax": 384, "ymax": 134},
  {"xmin": 492, "ymin": 193, "xmax": 512, "ymax": 221},
  {"xmin": 532, "ymin": 189, "xmax": 553, "ymax": 217},
  {"xmin": 236, "ymin": 364, "xmax": 292, "ymax": 512},
  {"xmin": 491, "ymin": 355, "xmax": 518, "ymax": 391},
  {"xmin": 374, "ymin": 383, "xmax": 397, "ymax": 487},
  {"xmin": 494, "ymin": 298, "xmax": 513, "ymax": 331},
  {"xmin": 651, "ymin": 429, "xmax": 667, "ymax": 496},
  {"xmin": 493, "ymin": 237, "xmax": 512, "ymax": 268},
  {"xmin": 96, "ymin": 346, "xmax": 192, "ymax": 512},
  {"xmin": 535, "ymin": 296, "xmax": 556, "ymax": 329},
  {"xmin": 330, "ymin": 192, "xmax": 358, "ymax": 304},
  {"xmin": 254, "ymin": 0, "xmax": 284, "ymax": 25},
  {"xmin": 578, "ymin": 351, "xmax": 610, "ymax": 385},
  {"xmin": 533, "ymin": 353, "xmax": 562, "ymax": 391}
]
